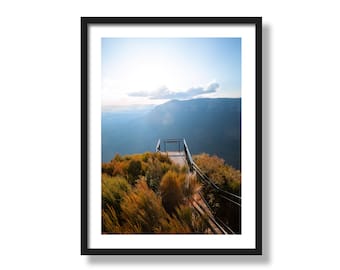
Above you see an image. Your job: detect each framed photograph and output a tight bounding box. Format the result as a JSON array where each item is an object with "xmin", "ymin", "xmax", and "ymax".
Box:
[{"xmin": 81, "ymin": 17, "xmax": 262, "ymax": 255}]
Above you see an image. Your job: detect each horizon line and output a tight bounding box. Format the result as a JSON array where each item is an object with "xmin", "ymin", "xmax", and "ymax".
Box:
[{"xmin": 102, "ymin": 96, "xmax": 241, "ymax": 110}]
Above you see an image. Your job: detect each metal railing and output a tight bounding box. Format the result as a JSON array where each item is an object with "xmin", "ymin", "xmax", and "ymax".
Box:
[
  {"xmin": 156, "ymin": 139, "xmax": 161, "ymax": 152},
  {"xmin": 183, "ymin": 138, "xmax": 194, "ymax": 171},
  {"xmin": 155, "ymin": 138, "xmax": 241, "ymax": 233}
]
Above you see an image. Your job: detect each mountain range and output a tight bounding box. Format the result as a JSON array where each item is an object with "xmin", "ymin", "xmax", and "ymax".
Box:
[{"xmin": 102, "ymin": 98, "xmax": 241, "ymax": 169}]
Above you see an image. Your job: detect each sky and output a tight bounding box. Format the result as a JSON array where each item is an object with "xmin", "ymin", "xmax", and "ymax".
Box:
[{"xmin": 101, "ymin": 38, "xmax": 241, "ymax": 108}]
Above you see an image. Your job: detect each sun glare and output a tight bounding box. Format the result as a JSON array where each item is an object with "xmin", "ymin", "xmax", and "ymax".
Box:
[
  {"xmin": 116, "ymin": 48, "xmax": 191, "ymax": 94},
  {"xmin": 128, "ymin": 59, "xmax": 173, "ymax": 91},
  {"xmin": 102, "ymin": 38, "xmax": 241, "ymax": 107}
]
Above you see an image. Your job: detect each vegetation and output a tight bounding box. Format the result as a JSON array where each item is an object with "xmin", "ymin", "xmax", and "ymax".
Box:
[
  {"xmin": 102, "ymin": 152, "xmax": 207, "ymax": 233},
  {"xmin": 159, "ymin": 171, "xmax": 185, "ymax": 214},
  {"xmin": 193, "ymin": 153, "xmax": 241, "ymax": 233},
  {"xmin": 120, "ymin": 178, "xmax": 190, "ymax": 233},
  {"xmin": 193, "ymin": 153, "xmax": 241, "ymax": 195},
  {"xmin": 102, "ymin": 151, "xmax": 241, "ymax": 234}
]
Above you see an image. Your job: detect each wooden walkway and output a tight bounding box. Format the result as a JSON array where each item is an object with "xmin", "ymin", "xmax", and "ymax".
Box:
[
  {"xmin": 166, "ymin": 151, "xmax": 187, "ymax": 167},
  {"xmin": 164, "ymin": 151, "xmax": 227, "ymax": 234}
]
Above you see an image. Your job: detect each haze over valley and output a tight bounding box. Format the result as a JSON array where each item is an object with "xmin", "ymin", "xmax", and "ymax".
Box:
[{"xmin": 102, "ymin": 98, "xmax": 241, "ymax": 169}]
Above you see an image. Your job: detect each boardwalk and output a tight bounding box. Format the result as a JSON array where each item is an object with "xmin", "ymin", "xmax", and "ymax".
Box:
[
  {"xmin": 157, "ymin": 138, "xmax": 240, "ymax": 234},
  {"xmin": 165, "ymin": 151, "xmax": 227, "ymax": 234},
  {"xmin": 166, "ymin": 151, "xmax": 187, "ymax": 167}
]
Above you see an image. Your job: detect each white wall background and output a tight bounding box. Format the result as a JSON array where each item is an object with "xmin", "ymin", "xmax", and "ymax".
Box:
[{"xmin": 0, "ymin": 1, "xmax": 339, "ymax": 269}]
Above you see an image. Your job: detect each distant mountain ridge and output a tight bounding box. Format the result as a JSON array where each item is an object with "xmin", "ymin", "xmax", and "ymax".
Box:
[{"xmin": 102, "ymin": 98, "xmax": 241, "ymax": 169}]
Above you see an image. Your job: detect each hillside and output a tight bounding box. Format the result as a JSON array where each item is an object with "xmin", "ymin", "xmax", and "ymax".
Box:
[{"xmin": 101, "ymin": 152, "xmax": 241, "ymax": 234}]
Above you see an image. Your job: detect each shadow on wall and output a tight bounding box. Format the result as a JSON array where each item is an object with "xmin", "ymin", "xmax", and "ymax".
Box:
[{"xmin": 87, "ymin": 24, "xmax": 272, "ymax": 265}]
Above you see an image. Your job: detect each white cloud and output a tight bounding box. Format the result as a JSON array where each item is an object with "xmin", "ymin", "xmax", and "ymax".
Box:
[{"xmin": 128, "ymin": 82, "xmax": 220, "ymax": 100}]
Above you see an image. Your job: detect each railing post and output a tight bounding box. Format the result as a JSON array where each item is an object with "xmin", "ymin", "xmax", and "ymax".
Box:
[
  {"xmin": 156, "ymin": 139, "xmax": 161, "ymax": 152},
  {"xmin": 156, "ymin": 138, "xmax": 241, "ymax": 234},
  {"xmin": 183, "ymin": 138, "xmax": 194, "ymax": 172}
]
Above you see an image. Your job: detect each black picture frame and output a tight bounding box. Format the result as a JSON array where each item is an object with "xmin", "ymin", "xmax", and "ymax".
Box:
[{"xmin": 81, "ymin": 17, "xmax": 262, "ymax": 255}]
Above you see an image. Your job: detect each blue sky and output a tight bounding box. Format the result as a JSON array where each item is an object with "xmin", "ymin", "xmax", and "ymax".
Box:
[{"xmin": 102, "ymin": 38, "xmax": 241, "ymax": 107}]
